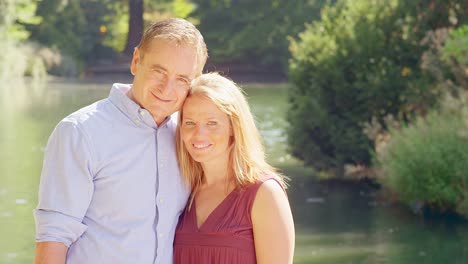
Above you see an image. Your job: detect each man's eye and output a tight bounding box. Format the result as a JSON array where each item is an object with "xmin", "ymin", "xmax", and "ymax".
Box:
[
  {"xmin": 154, "ymin": 69, "xmax": 166, "ymax": 79},
  {"xmin": 184, "ymin": 121, "xmax": 195, "ymax": 126},
  {"xmin": 177, "ymin": 77, "xmax": 189, "ymax": 84},
  {"xmin": 176, "ymin": 78, "xmax": 190, "ymax": 89},
  {"xmin": 207, "ymin": 121, "xmax": 218, "ymax": 126}
]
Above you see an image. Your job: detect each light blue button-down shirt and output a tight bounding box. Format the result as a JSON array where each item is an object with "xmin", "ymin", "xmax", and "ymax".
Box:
[{"xmin": 34, "ymin": 83, "xmax": 190, "ymax": 264}]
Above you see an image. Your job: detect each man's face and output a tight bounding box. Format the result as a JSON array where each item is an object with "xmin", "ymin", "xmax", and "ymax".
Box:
[{"xmin": 130, "ymin": 39, "xmax": 198, "ymax": 125}]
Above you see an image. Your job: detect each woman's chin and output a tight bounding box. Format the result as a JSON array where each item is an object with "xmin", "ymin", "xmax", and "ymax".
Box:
[{"xmin": 189, "ymin": 155, "xmax": 205, "ymax": 164}]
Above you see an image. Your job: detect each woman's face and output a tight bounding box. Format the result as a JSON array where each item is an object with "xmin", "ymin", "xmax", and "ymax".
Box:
[{"xmin": 181, "ymin": 95, "xmax": 233, "ymax": 166}]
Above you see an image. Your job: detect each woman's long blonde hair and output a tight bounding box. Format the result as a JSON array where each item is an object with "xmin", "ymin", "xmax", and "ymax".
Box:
[{"xmin": 176, "ymin": 72, "xmax": 286, "ymax": 199}]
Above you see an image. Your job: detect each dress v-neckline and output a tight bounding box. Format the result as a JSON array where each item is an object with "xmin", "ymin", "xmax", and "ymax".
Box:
[{"xmin": 193, "ymin": 190, "xmax": 237, "ymax": 231}]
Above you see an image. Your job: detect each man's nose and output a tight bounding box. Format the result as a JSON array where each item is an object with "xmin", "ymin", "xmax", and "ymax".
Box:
[{"xmin": 158, "ymin": 78, "xmax": 175, "ymax": 95}]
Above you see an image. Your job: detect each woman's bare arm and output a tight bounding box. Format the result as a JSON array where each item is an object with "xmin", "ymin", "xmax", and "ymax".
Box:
[{"xmin": 252, "ymin": 180, "xmax": 295, "ymax": 264}]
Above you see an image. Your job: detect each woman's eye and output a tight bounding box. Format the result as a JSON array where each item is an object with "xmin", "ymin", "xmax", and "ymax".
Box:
[
  {"xmin": 184, "ymin": 121, "xmax": 195, "ymax": 126},
  {"xmin": 207, "ymin": 121, "xmax": 217, "ymax": 126}
]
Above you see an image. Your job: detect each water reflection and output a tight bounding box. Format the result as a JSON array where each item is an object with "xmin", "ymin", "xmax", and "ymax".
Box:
[
  {"xmin": 0, "ymin": 79, "xmax": 467, "ymax": 263},
  {"xmin": 289, "ymin": 176, "xmax": 468, "ymax": 264}
]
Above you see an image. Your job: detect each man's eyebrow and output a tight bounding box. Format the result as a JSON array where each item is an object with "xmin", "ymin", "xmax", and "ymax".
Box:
[
  {"xmin": 177, "ymin": 74, "xmax": 191, "ymax": 80},
  {"xmin": 148, "ymin": 64, "xmax": 191, "ymax": 80},
  {"xmin": 149, "ymin": 64, "xmax": 167, "ymax": 71}
]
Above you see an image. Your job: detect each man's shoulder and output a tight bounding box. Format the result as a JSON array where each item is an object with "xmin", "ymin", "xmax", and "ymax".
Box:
[
  {"xmin": 62, "ymin": 98, "xmax": 112, "ymax": 126},
  {"xmin": 60, "ymin": 83, "xmax": 133, "ymax": 128},
  {"xmin": 49, "ymin": 98, "xmax": 118, "ymax": 147}
]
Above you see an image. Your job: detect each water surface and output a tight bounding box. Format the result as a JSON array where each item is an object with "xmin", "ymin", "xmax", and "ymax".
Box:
[{"xmin": 0, "ymin": 78, "xmax": 466, "ymax": 263}]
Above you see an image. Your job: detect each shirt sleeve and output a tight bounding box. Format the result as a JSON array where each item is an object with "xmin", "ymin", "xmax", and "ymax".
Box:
[{"xmin": 34, "ymin": 119, "xmax": 95, "ymax": 247}]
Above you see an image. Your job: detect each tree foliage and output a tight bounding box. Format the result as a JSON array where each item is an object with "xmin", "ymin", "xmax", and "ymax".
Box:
[
  {"xmin": 29, "ymin": 0, "xmax": 196, "ymax": 62},
  {"xmin": 193, "ymin": 0, "xmax": 332, "ymax": 67},
  {"xmin": 0, "ymin": 0, "xmax": 40, "ymax": 40},
  {"xmin": 287, "ymin": 0, "xmax": 467, "ymax": 172},
  {"xmin": 371, "ymin": 4, "xmax": 468, "ymax": 217},
  {"xmin": 30, "ymin": 0, "xmax": 118, "ymax": 61},
  {"xmin": 0, "ymin": 0, "xmax": 41, "ymax": 80},
  {"xmin": 441, "ymin": 25, "xmax": 468, "ymax": 89},
  {"xmin": 0, "ymin": 0, "xmax": 198, "ymax": 77},
  {"xmin": 146, "ymin": 0, "xmax": 195, "ymax": 19}
]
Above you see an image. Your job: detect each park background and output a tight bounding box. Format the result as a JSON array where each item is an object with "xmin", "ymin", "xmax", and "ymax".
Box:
[{"xmin": 1, "ymin": 0, "xmax": 468, "ymax": 263}]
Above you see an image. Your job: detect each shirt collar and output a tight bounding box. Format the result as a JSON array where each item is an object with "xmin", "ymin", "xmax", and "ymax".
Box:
[{"xmin": 108, "ymin": 83, "xmax": 175, "ymax": 129}]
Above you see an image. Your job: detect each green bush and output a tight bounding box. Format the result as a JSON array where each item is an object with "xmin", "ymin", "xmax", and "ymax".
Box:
[
  {"xmin": 377, "ymin": 92, "xmax": 468, "ymax": 217},
  {"xmin": 443, "ymin": 25, "xmax": 468, "ymax": 66},
  {"xmin": 442, "ymin": 24, "xmax": 468, "ymax": 90},
  {"xmin": 287, "ymin": 0, "xmax": 463, "ymax": 171}
]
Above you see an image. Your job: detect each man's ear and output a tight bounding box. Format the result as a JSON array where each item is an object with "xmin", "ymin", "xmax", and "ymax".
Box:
[{"xmin": 130, "ymin": 48, "xmax": 141, "ymax": 76}]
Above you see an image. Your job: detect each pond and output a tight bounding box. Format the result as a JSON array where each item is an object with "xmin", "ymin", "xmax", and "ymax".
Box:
[{"xmin": 0, "ymin": 77, "xmax": 467, "ymax": 263}]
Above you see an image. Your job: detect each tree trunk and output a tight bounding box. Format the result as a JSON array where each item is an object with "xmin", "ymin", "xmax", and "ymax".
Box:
[{"xmin": 124, "ymin": 0, "xmax": 144, "ymax": 55}]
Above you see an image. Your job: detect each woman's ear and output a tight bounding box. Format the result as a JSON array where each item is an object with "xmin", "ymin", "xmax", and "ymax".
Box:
[{"xmin": 229, "ymin": 132, "xmax": 235, "ymax": 146}]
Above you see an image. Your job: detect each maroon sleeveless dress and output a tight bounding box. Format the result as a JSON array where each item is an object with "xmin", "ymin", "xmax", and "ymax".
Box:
[{"xmin": 173, "ymin": 177, "xmax": 280, "ymax": 264}]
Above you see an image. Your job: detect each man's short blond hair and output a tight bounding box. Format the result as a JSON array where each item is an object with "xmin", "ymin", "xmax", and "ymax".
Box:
[{"xmin": 137, "ymin": 18, "xmax": 208, "ymax": 75}]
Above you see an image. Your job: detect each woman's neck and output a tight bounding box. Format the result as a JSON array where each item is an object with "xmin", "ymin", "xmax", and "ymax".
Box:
[{"xmin": 201, "ymin": 159, "xmax": 231, "ymax": 187}]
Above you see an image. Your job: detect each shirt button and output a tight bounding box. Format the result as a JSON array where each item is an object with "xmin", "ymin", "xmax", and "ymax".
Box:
[
  {"xmin": 134, "ymin": 118, "xmax": 140, "ymax": 123},
  {"xmin": 140, "ymin": 110, "xmax": 145, "ymax": 115},
  {"xmin": 159, "ymin": 198, "xmax": 164, "ymax": 204},
  {"xmin": 159, "ymin": 233, "xmax": 164, "ymax": 238}
]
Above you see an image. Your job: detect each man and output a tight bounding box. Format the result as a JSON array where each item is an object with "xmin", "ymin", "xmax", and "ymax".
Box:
[{"xmin": 34, "ymin": 18, "xmax": 208, "ymax": 264}]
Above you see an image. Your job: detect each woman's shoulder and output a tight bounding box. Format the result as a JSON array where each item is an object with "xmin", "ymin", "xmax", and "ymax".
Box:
[
  {"xmin": 250, "ymin": 175, "xmax": 291, "ymax": 223},
  {"xmin": 238, "ymin": 174, "xmax": 287, "ymax": 212},
  {"xmin": 255, "ymin": 176, "xmax": 286, "ymax": 200},
  {"xmin": 237, "ymin": 174, "xmax": 285, "ymax": 196},
  {"xmin": 253, "ymin": 174, "xmax": 286, "ymax": 192}
]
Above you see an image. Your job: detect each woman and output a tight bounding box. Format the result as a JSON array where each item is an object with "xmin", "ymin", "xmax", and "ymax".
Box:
[{"xmin": 174, "ymin": 72, "xmax": 295, "ymax": 264}]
